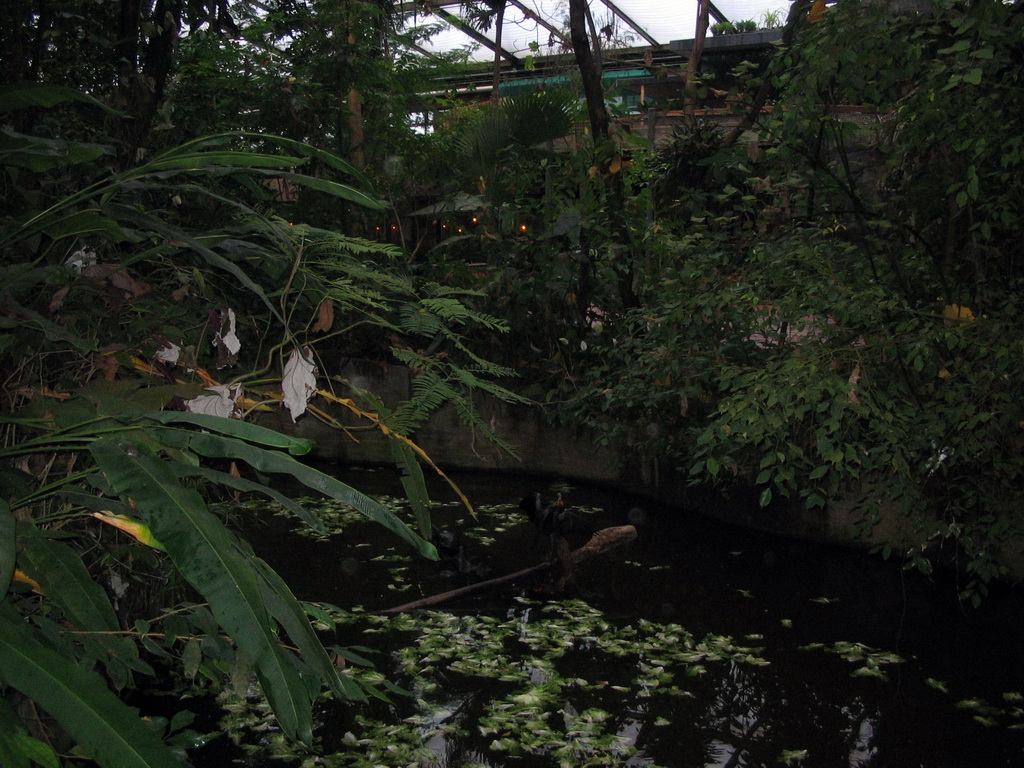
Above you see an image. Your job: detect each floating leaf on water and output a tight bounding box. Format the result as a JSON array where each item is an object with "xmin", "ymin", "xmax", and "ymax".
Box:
[
  {"xmin": 810, "ymin": 596, "xmax": 839, "ymax": 604},
  {"xmin": 780, "ymin": 618, "xmax": 793, "ymax": 628},
  {"xmin": 956, "ymin": 698, "xmax": 1000, "ymax": 715},
  {"xmin": 851, "ymin": 666, "xmax": 887, "ymax": 680},
  {"xmin": 780, "ymin": 748, "xmax": 809, "ymax": 764}
]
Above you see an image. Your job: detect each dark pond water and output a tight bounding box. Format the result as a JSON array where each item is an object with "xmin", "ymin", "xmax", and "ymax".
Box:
[{"xmin": 223, "ymin": 466, "xmax": 1024, "ymax": 768}]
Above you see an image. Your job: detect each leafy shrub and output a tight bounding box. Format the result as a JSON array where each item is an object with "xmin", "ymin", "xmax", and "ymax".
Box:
[{"xmin": 0, "ymin": 83, "xmax": 521, "ymax": 766}]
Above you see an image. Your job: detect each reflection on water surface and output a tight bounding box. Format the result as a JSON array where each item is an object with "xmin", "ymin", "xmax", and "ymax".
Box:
[{"xmin": 226, "ymin": 467, "xmax": 1024, "ymax": 768}]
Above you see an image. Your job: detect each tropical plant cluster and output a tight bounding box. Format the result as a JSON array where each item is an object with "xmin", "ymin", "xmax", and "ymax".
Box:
[
  {"xmin": 0, "ymin": 0, "xmax": 521, "ymax": 761},
  {"xmin": 399, "ymin": 1, "xmax": 1024, "ymax": 607},
  {"xmin": 2, "ymin": 0, "xmax": 1024, "ymax": 765},
  {"xmin": 711, "ymin": 19, "xmax": 761, "ymax": 35},
  {"xmin": 549, "ymin": 0, "xmax": 1024, "ymax": 602}
]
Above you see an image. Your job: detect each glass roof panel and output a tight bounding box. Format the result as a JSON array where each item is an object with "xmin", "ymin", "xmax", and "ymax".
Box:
[{"xmin": 402, "ymin": 0, "xmax": 790, "ymax": 63}]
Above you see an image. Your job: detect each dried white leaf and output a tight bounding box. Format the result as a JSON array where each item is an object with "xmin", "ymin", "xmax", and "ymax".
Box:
[
  {"xmin": 65, "ymin": 248, "xmax": 97, "ymax": 273},
  {"xmin": 184, "ymin": 384, "xmax": 239, "ymax": 418},
  {"xmin": 282, "ymin": 347, "xmax": 316, "ymax": 421},
  {"xmin": 215, "ymin": 308, "xmax": 241, "ymax": 355},
  {"xmin": 154, "ymin": 340, "xmax": 180, "ymax": 364}
]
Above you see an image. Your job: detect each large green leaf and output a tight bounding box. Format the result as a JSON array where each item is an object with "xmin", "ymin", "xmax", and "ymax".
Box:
[
  {"xmin": 257, "ymin": 134, "xmax": 373, "ymax": 188},
  {"xmin": 101, "ymin": 202, "xmax": 288, "ymax": 328},
  {"xmin": 0, "ymin": 83, "xmax": 120, "ymax": 115},
  {"xmin": 0, "ymin": 603, "xmax": 181, "ymax": 768},
  {"xmin": 390, "ymin": 440, "xmax": 433, "ymax": 541},
  {"xmin": 16, "ymin": 530, "xmax": 151, "ymax": 682},
  {"xmin": 166, "ymin": 463, "xmax": 325, "ymax": 533},
  {"xmin": 0, "ymin": 501, "xmax": 13, "ymax": 599},
  {"xmin": 277, "ymin": 171, "xmax": 386, "ymax": 210},
  {"xmin": 247, "ymin": 554, "xmax": 366, "ymax": 702},
  {"xmin": 18, "ymin": 534, "xmax": 119, "ymax": 633},
  {"xmin": 0, "ymin": 302, "xmax": 97, "ymax": 353},
  {"xmin": 0, "ymin": 696, "xmax": 60, "ymax": 768},
  {"xmin": 155, "ymin": 429, "xmax": 437, "ymax": 559},
  {"xmin": 35, "ymin": 208, "xmax": 127, "ymax": 241},
  {"xmin": 144, "ymin": 412, "xmax": 312, "ymax": 456},
  {"xmin": 140, "ymin": 152, "xmax": 304, "ymax": 173},
  {"xmin": 0, "ymin": 130, "xmax": 113, "ymax": 172},
  {"xmin": 88, "ymin": 440, "xmax": 315, "ymax": 743},
  {"xmin": 58, "ymin": 489, "xmax": 132, "ymax": 518}
]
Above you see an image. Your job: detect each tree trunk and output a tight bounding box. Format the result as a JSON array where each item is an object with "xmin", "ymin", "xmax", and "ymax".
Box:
[
  {"xmin": 569, "ymin": 0, "xmax": 608, "ymax": 142},
  {"xmin": 684, "ymin": 0, "xmax": 710, "ymax": 116},
  {"xmin": 490, "ymin": 0, "xmax": 505, "ymax": 103},
  {"xmin": 115, "ymin": 0, "xmax": 183, "ymax": 166},
  {"xmin": 569, "ymin": 0, "xmax": 639, "ymax": 309},
  {"xmin": 346, "ymin": 33, "xmax": 366, "ymax": 170}
]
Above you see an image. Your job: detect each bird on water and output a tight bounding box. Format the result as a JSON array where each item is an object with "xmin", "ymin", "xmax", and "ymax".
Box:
[{"xmin": 518, "ymin": 492, "xmax": 590, "ymax": 535}]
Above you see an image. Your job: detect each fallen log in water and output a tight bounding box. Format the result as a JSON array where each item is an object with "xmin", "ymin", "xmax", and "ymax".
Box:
[{"xmin": 380, "ymin": 524, "xmax": 637, "ymax": 615}]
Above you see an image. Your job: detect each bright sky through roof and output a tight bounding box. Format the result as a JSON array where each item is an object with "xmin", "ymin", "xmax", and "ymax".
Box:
[{"xmin": 402, "ymin": 0, "xmax": 790, "ymax": 62}]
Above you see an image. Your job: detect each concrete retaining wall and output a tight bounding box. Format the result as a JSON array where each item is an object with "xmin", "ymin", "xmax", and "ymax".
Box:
[{"xmin": 260, "ymin": 359, "xmax": 1024, "ymax": 576}]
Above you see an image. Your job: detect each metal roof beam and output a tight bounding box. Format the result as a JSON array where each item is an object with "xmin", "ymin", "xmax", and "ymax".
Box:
[
  {"xmin": 708, "ymin": 1, "xmax": 729, "ymax": 24},
  {"xmin": 597, "ymin": 0, "xmax": 660, "ymax": 47},
  {"xmin": 505, "ymin": 0, "xmax": 571, "ymax": 45},
  {"xmin": 432, "ymin": 6, "xmax": 526, "ymax": 69}
]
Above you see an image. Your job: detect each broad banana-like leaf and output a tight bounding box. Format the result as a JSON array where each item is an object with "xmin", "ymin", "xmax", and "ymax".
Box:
[
  {"xmin": 102, "ymin": 202, "xmax": 287, "ymax": 329},
  {"xmin": 155, "ymin": 428, "xmax": 437, "ymax": 559},
  {"xmin": 88, "ymin": 440, "xmax": 316, "ymax": 744},
  {"xmin": 138, "ymin": 132, "xmax": 381, "ymax": 208},
  {"xmin": 276, "ymin": 171, "xmax": 386, "ymax": 211},
  {"xmin": 256, "ymin": 133, "xmax": 373, "ymax": 189},
  {"xmin": 0, "ymin": 501, "xmax": 13, "ymax": 599},
  {"xmin": 34, "ymin": 208, "xmax": 126, "ymax": 241},
  {"xmin": 247, "ymin": 554, "xmax": 366, "ymax": 702},
  {"xmin": 0, "ymin": 696, "xmax": 60, "ymax": 768},
  {"xmin": 17, "ymin": 532, "xmax": 151, "ymax": 680},
  {"xmin": 0, "ymin": 604, "xmax": 181, "ymax": 768},
  {"xmin": 143, "ymin": 412, "xmax": 312, "ymax": 456},
  {"xmin": 59, "ymin": 489, "xmax": 133, "ymax": 518},
  {"xmin": 18, "ymin": 534, "xmax": 119, "ymax": 633},
  {"xmin": 390, "ymin": 440, "xmax": 433, "ymax": 541},
  {"xmin": 0, "ymin": 130, "xmax": 113, "ymax": 172},
  {"xmin": 141, "ymin": 152, "xmax": 304, "ymax": 173},
  {"xmin": 0, "ymin": 302, "xmax": 97, "ymax": 353},
  {"xmin": 166, "ymin": 463, "xmax": 326, "ymax": 534},
  {"xmin": 0, "ymin": 83, "xmax": 120, "ymax": 115}
]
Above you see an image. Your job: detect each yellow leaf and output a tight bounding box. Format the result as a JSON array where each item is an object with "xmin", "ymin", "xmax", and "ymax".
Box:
[
  {"xmin": 311, "ymin": 298, "xmax": 335, "ymax": 333},
  {"xmin": 943, "ymin": 303, "xmax": 975, "ymax": 323},
  {"xmin": 609, "ymin": 155, "xmax": 622, "ymax": 174},
  {"xmin": 13, "ymin": 569, "xmax": 42, "ymax": 593},
  {"xmin": 92, "ymin": 512, "xmax": 166, "ymax": 551}
]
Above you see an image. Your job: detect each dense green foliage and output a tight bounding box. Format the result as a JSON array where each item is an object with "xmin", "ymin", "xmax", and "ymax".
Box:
[
  {"xmin": 0, "ymin": 75, "xmax": 518, "ymax": 768},
  {"xmin": 555, "ymin": 0, "xmax": 1024, "ymax": 600},
  {"xmin": 3, "ymin": 0, "xmax": 1024, "ymax": 764}
]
